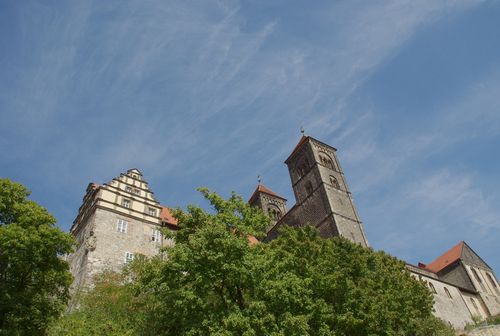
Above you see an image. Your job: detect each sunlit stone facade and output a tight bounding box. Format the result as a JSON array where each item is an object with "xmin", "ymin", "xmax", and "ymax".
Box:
[{"xmin": 67, "ymin": 169, "xmax": 177, "ymax": 293}]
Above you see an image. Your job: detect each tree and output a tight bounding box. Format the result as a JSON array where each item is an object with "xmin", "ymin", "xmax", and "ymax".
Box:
[
  {"xmin": 48, "ymin": 268, "xmax": 145, "ymax": 336},
  {"xmin": 0, "ymin": 178, "xmax": 74, "ymax": 335},
  {"xmin": 49, "ymin": 188, "xmax": 454, "ymax": 335},
  {"xmin": 130, "ymin": 189, "xmax": 454, "ymax": 336}
]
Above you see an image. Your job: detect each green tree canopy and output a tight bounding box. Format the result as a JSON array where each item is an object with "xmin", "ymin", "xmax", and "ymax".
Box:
[
  {"xmin": 0, "ymin": 178, "xmax": 74, "ymax": 335},
  {"xmin": 51, "ymin": 188, "xmax": 454, "ymax": 336}
]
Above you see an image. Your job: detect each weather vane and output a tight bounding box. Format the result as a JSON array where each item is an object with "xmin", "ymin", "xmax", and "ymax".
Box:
[
  {"xmin": 300, "ymin": 126, "xmax": 305, "ymax": 135},
  {"xmin": 257, "ymin": 175, "xmax": 262, "ymax": 184}
]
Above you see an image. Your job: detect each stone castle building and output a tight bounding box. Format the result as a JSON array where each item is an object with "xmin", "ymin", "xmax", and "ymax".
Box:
[
  {"xmin": 67, "ymin": 136, "xmax": 500, "ymax": 330},
  {"xmin": 67, "ymin": 169, "xmax": 178, "ymax": 291}
]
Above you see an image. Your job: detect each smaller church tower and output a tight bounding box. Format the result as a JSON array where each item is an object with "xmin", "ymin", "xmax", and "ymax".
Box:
[{"xmin": 249, "ymin": 184, "xmax": 287, "ymax": 228}]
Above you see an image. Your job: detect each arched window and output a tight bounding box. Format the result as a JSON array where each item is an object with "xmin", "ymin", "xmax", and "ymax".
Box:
[
  {"xmin": 330, "ymin": 176, "xmax": 340, "ymax": 189},
  {"xmin": 486, "ymin": 273, "xmax": 497, "ymax": 287},
  {"xmin": 470, "ymin": 297, "xmax": 478, "ymax": 311},
  {"xmin": 472, "ymin": 268, "xmax": 482, "ymax": 283},
  {"xmin": 471, "ymin": 268, "xmax": 486, "ymax": 291},
  {"xmin": 486, "ymin": 273, "xmax": 500, "ymax": 295},
  {"xmin": 428, "ymin": 282, "xmax": 437, "ymax": 294},
  {"xmin": 267, "ymin": 206, "xmax": 282, "ymax": 221},
  {"xmin": 305, "ymin": 181, "xmax": 314, "ymax": 195},
  {"xmin": 444, "ymin": 287, "xmax": 452, "ymax": 299},
  {"xmin": 319, "ymin": 152, "xmax": 335, "ymax": 170},
  {"xmin": 296, "ymin": 158, "xmax": 310, "ymax": 178}
]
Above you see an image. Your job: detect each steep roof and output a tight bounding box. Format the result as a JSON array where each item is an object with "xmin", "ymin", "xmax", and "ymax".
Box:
[
  {"xmin": 249, "ymin": 184, "xmax": 286, "ymax": 204},
  {"xmin": 425, "ymin": 241, "xmax": 465, "ymax": 273},
  {"xmin": 284, "ymin": 135, "xmax": 310, "ymax": 164},
  {"xmin": 160, "ymin": 206, "xmax": 178, "ymax": 226}
]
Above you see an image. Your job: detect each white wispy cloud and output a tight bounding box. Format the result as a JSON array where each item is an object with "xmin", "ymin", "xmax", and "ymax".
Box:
[
  {"xmin": 1, "ymin": 0, "xmax": 498, "ymax": 273},
  {"xmin": 408, "ymin": 170, "xmax": 500, "ymax": 230}
]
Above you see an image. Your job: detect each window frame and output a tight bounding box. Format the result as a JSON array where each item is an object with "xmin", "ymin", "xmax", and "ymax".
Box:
[
  {"xmin": 330, "ymin": 175, "xmax": 340, "ymax": 189},
  {"xmin": 148, "ymin": 207, "xmax": 157, "ymax": 216},
  {"xmin": 124, "ymin": 252, "xmax": 134, "ymax": 263},
  {"xmin": 444, "ymin": 287, "xmax": 452, "ymax": 299},
  {"xmin": 267, "ymin": 205, "xmax": 282, "ymax": 221},
  {"xmin": 116, "ymin": 219, "xmax": 128, "ymax": 233},
  {"xmin": 319, "ymin": 152, "xmax": 335, "ymax": 170},
  {"xmin": 122, "ymin": 198, "xmax": 131, "ymax": 208},
  {"xmin": 151, "ymin": 228, "xmax": 162, "ymax": 243},
  {"xmin": 470, "ymin": 297, "xmax": 478, "ymax": 311}
]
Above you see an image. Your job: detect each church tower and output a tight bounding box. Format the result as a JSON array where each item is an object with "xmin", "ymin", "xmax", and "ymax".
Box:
[
  {"xmin": 268, "ymin": 136, "xmax": 369, "ymax": 247},
  {"xmin": 249, "ymin": 184, "xmax": 287, "ymax": 229}
]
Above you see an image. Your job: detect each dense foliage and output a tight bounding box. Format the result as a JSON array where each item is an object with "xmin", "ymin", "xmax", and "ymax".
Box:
[
  {"xmin": 50, "ymin": 188, "xmax": 454, "ymax": 335},
  {"xmin": 48, "ymin": 269, "xmax": 143, "ymax": 336},
  {"xmin": 0, "ymin": 179, "xmax": 74, "ymax": 335}
]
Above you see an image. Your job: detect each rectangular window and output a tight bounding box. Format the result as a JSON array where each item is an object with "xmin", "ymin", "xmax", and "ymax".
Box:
[
  {"xmin": 151, "ymin": 228, "xmax": 162, "ymax": 243},
  {"xmin": 124, "ymin": 252, "xmax": 134, "ymax": 263},
  {"xmin": 125, "ymin": 186, "xmax": 132, "ymax": 192},
  {"xmin": 122, "ymin": 199, "xmax": 130, "ymax": 208},
  {"xmin": 148, "ymin": 207, "xmax": 157, "ymax": 216},
  {"xmin": 116, "ymin": 219, "xmax": 128, "ymax": 233},
  {"xmin": 133, "ymin": 189, "xmax": 140, "ymax": 195}
]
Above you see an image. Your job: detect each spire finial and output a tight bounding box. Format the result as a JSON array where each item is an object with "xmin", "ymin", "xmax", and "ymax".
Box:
[
  {"xmin": 300, "ymin": 126, "xmax": 305, "ymax": 135},
  {"xmin": 257, "ymin": 175, "xmax": 262, "ymax": 184}
]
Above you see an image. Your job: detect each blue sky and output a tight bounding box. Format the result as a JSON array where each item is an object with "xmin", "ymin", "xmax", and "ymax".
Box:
[{"xmin": 1, "ymin": 0, "xmax": 499, "ymax": 272}]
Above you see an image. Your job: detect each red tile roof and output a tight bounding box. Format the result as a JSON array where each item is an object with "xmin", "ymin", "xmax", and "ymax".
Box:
[
  {"xmin": 247, "ymin": 235, "xmax": 259, "ymax": 246},
  {"xmin": 249, "ymin": 184, "xmax": 286, "ymax": 203},
  {"xmin": 424, "ymin": 241, "xmax": 465, "ymax": 273},
  {"xmin": 160, "ymin": 206, "xmax": 178, "ymax": 226}
]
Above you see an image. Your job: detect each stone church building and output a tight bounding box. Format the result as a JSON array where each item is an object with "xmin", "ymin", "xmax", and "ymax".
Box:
[{"xmin": 67, "ymin": 135, "xmax": 500, "ymax": 330}]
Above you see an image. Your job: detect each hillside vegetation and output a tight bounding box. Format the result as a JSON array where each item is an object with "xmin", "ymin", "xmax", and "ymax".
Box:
[{"xmin": 49, "ymin": 189, "xmax": 454, "ymax": 336}]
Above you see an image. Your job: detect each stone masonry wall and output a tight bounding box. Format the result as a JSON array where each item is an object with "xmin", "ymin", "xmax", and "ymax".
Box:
[{"xmin": 84, "ymin": 208, "xmax": 164, "ymax": 284}]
